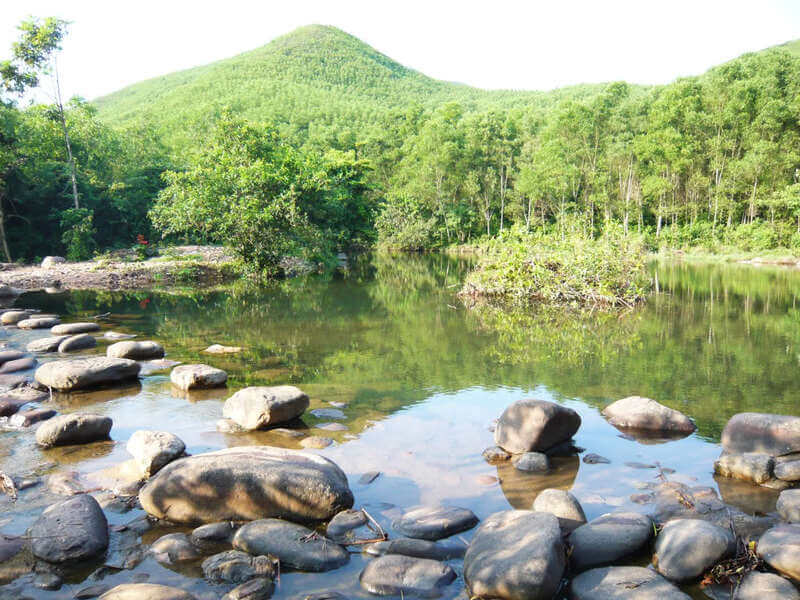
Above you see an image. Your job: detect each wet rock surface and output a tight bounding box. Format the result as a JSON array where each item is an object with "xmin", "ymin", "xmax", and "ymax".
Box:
[
  {"xmin": 714, "ymin": 452, "xmax": 775, "ymax": 484},
  {"xmin": 570, "ymin": 566, "xmax": 691, "ymax": 599},
  {"xmin": 150, "ymin": 532, "xmax": 201, "ymax": 562},
  {"xmin": 757, "ymin": 523, "xmax": 800, "ymax": 580},
  {"xmin": 653, "ymin": 518, "xmax": 735, "ymax": 582},
  {"xmin": 392, "ymin": 505, "xmax": 479, "ymax": 540},
  {"xmin": 127, "ymin": 430, "xmax": 185, "ymax": 476},
  {"xmin": 365, "ymin": 537, "xmax": 466, "ymax": 560},
  {"xmin": 223, "ymin": 386, "xmax": 309, "ymax": 430},
  {"xmin": 99, "ymin": 583, "xmax": 198, "ymax": 599},
  {"xmin": 704, "ymin": 571, "xmax": 800, "ymax": 599},
  {"xmin": 531, "ymin": 488, "xmax": 586, "ymax": 531},
  {"xmin": 568, "ymin": 512, "xmax": 654, "ymax": 572},
  {"xmin": 58, "ymin": 333, "xmax": 98, "ymax": 352},
  {"xmin": 202, "ymin": 549, "xmax": 278, "ymax": 583},
  {"xmin": 360, "ymin": 554, "xmax": 457, "ymax": 596},
  {"xmin": 35, "ymin": 413, "xmax": 112, "ymax": 447},
  {"xmin": 494, "ymin": 398, "xmax": 581, "ymax": 454},
  {"xmin": 28, "ymin": 494, "xmax": 109, "ymax": 563},
  {"xmin": 512, "ymin": 451, "xmax": 549, "ymax": 472},
  {"xmin": 51, "ymin": 322, "xmax": 101, "ymax": 335},
  {"xmin": 35, "ymin": 356, "xmax": 141, "ymax": 391},
  {"xmin": 721, "ymin": 413, "xmax": 800, "ymax": 456},
  {"xmin": 602, "ymin": 396, "xmax": 696, "ymax": 432},
  {"xmin": 222, "ymin": 578, "xmax": 274, "ymax": 600}
]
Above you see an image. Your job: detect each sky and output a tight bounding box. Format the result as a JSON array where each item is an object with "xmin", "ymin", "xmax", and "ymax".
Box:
[{"xmin": 1, "ymin": 0, "xmax": 799, "ymax": 101}]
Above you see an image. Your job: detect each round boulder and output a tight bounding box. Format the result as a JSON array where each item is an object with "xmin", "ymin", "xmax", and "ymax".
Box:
[
  {"xmin": 27, "ymin": 335, "xmax": 68, "ymax": 352},
  {"xmin": 777, "ymin": 489, "xmax": 800, "ymax": 523},
  {"xmin": 653, "ymin": 519, "xmax": 735, "ymax": 582},
  {"xmin": 568, "ymin": 512, "xmax": 654, "ymax": 572},
  {"xmin": 513, "ymin": 452, "xmax": 549, "ymax": 472},
  {"xmin": 721, "ymin": 413, "xmax": 800, "ymax": 456},
  {"xmin": 202, "ymin": 550, "xmax": 277, "ymax": 583},
  {"xmin": 570, "ymin": 566, "xmax": 691, "ymax": 599},
  {"xmin": 28, "ymin": 494, "xmax": 109, "ymax": 563},
  {"xmin": 392, "ymin": 505, "xmax": 479, "ymax": 540},
  {"xmin": 51, "ymin": 322, "xmax": 101, "ymax": 335},
  {"xmin": 1, "ymin": 310, "xmax": 30, "ymax": 325},
  {"xmin": 18, "ymin": 317, "xmax": 60, "ymax": 329},
  {"xmin": 170, "ymin": 364, "xmax": 227, "ymax": 390},
  {"xmin": 705, "ymin": 571, "xmax": 800, "ymax": 599},
  {"xmin": 0, "ymin": 356, "xmax": 36, "ymax": 373},
  {"xmin": 532, "ymin": 488, "xmax": 586, "ymax": 531},
  {"xmin": 35, "ymin": 413, "xmax": 112, "ymax": 448},
  {"xmin": 35, "ymin": 357, "xmax": 140, "ymax": 391},
  {"xmin": 360, "ymin": 554, "xmax": 456, "ymax": 596},
  {"xmin": 601, "ymin": 396, "xmax": 696, "ymax": 432},
  {"xmin": 107, "ymin": 340, "xmax": 165, "ymax": 360},
  {"xmin": 127, "ymin": 430, "xmax": 185, "ymax": 476},
  {"xmin": 100, "ymin": 584, "xmax": 197, "ymax": 600},
  {"xmin": 58, "ymin": 333, "xmax": 97, "ymax": 353},
  {"xmin": 149, "ymin": 532, "xmax": 200, "ymax": 562},
  {"xmin": 223, "ymin": 386, "xmax": 309, "ymax": 430},
  {"xmin": 758, "ymin": 523, "xmax": 800, "ymax": 580},
  {"xmin": 0, "ymin": 349, "xmax": 26, "ymax": 364},
  {"xmin": 494, "ymin": 399, "xmax": 581, "ymax": 454}
]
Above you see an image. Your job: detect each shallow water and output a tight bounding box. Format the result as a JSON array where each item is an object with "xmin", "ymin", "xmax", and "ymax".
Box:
[{"xmin": 1, "ymin": 254, "xmax": 799, "ymax": 598}]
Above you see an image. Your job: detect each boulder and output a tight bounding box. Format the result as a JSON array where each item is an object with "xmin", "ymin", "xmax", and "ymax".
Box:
[
  {"xmin": 601, "ymin": 396, "xmax": 695, "ymax": 432},
  {"xmin": 721, "ymin": 413, "xmax": 800, "ymax": 456},
  {"xmin": 464, "ymin": 510, "xmax": 565, "ymax": 600},
  {"xmin": 223, "ymin": 386, "xmax": 309, "ymax": 430},
  {"xmin": 653, "ymin": 519, "xmax": 734, "ymax": 582},
  {"xmin": 170, "ymin": 364, "xmax": 227, "ymax": 390},
  {"xmin": 568, "ymin": 512, "xmax": 654, "ymax": 572},
  {"xmin": 360, "ymin": 554, "xmax": 456, "ymax": 596},
  {"xmin": 494, "ymin": 399, "xmax": 581, "ymax": 454},
  {"xmin": 757, "ymin": 523, "xmax": 800, "ymax": 581},
  {"xmin": 192, "ymin": 522, "xmax": 240, "ymax": 546},
  {"xmin": 99, "ymin": 584, "xmax": 197, "ymax": 600},
  {"xmin": 714, "ymin": 453, "xmax": 774, "ymax": 484},
  {"xmin": 18, "ymin": 317, "xmax": 60, "ymax": 329},
  {"xmin": 35, "ymin": 413, "xmax": 112, "ymax": 448},
  {"xmin": 777, "ymin": 489, "xmax": 800, "ymax": 523},
  {"xmin": 0, "ymin": 356, "xmax": 36, "ymax": 373},
  {"xmin": 365, "ymin": 537, "xmax": 466, "ymax": 560},
  {"xmin": 10, "ymin": 407, "xmax": 56, "ymax": 427},
  {"xmin": 27, "ymin": 335, "xmax": 68, "ymax": 352},
  {"xmin": 126, "ymin": 430, "xmax": 185, "ymax": 476},
  {"xmin": 1, "ymin": 310, "xmax": 29, "ymax": 325},
  {"xmin": 776, "ymin": 459, "xmax": 800, "ymax": 482},
  {"xmin": 35, "ymin": 357, "xmax": 140, "ymax": 391},
  {"xmin": 58, "ymin": 333, "xmax": 97, "ymax": 353},
  {"xmin": 0, "ymin": 385, "xmax": 47, "ymax": 416},
  {"xmin": 233, "ymin": 519, "xmax": 349, "ymax": 572},
  {"xmin": 327, "ymin": 508, "xmax": 368, "ymax": 542},
  {"xmin": 107, "ymin": 340, "xmax": 165, "ymax": 360},
  {"xmin": 704, "ymin": 571, "xmax": 800, "ymax": 599},
  {"xmin": 28, "ymin": 494, "xmax": 109, "ymax": 563},
  {"xmin": 569, "ymin": 566, "xmax": 691, "ymax": 599},
  {"xmin": 513, "ymin": 452, "xmax": 549, "ymax": 472},
  {"xmin": 202, "ymin": 550, "xmax": 277, "ymax": 583},
  {"xmin": 41, "ymin": 256, "xmax": 66, "ymax": 268},
  {"xmin": 0, "ymin": 349, "xmax": 26, "ymax": 364},
  {"xmin": 139, "ymin": 446, "xmax": 353, "ymax": 524},
  {"xmin": 149, "ymin": 533, "xmax": 201, "ymax": 562},
  {"xmin": 393, "ymin": 505, "xmax": 479, "ymax": 540},
  {"xmin": 222, "ymin": 579, "xmax": 274, "ymax": 600},
  {"xmin": 532, "ymin": 488, "xmax": 586, "ymax": 531},
  {"xmin": 482, "ymin": 446, "xmax": 511, "ymax": 463},
  {"xmin": 51, "ymin": 322, "xmax": 100, "ymax": 335}
]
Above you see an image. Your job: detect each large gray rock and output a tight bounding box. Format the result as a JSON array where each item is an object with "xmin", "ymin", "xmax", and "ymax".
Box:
[
  {"xmin": 51, "ymin": 322, "xmax": 100, "ymax": 335},
  {"xmin": 602, "ymin": 396, "xmax": 695, "ymax": 433},
  {"xmin": 28, "ymin": 494, "xmax": 109, "ymax": 563},
  {"xmin": 326, "ymin": 508, "xmax": 368, "ymax": 542},
  {"xmin": 18, "ymin": 317, "xmax": 60, "ymax": 329},
  {"xmin": 149, "ymin": 532, "xmax": 200, "ymax": 562},
  {"xmin": 704, "ymin": 571, "xmax": 800, "ymax": 599},
  {"xmin": 464, "ymin": 510, "xmax": 565, "ymax": 600},
  {"xmin": 233, "ymin": 519, "xmax": 349, "ymax": 572},
  {"xmin": 58, "ymin": 333, "xmax": 97, "ymax": 353},
  {"xmin": 27, "ymin": 335, "xmax": 68, "ymax": 352},
  {"xmin": 757, "ymin": 523, "xmax": 800, "ymax": 580},
  {"xmin": 99, "ymin": 584, "xmax": 197, "ymax": 600},
  {"xmin": 653, "ymin": 519, "xmax": 735, "ymax": 582},
  {"xmin": 569, "ymin": 566, "xmax": 691, "ymax": 599},
  {"xmin": 35, "ymin": 413, "xmax": 112, "ymax": 448},
  {"xmin": 223, "ymin": 386, "xmax": 309, "ymax": 430},
  {"xmin": 532, "ymin": 488, "xmax": 586, "ymax": 531},
  {"xmin": 192, "ymin": 522, "xmax": 240, "ymax": 546},
  {"xmin": 722, "ymin": 413, "xmax": 800, "ymax": 456},
  {"xmin": 393, "ymin": 505, "xmax": 479, "ymax": 540},
  {"xmin": 202, "ymin": 550, "xmax": 277, "ymax": 583},
  {"xmin": 35, "ymin": 357, "xmax": 140, "ymax": 391},
  {"xmin": 568, "ymin": 512, "xmax": 654, "ymax": 572},
  {"xmin": 777, "ymin": 489, "xmax": 800, "ymax": 523},
  {"xmin": 714, "ymin": 453, "xmax": 774, "ymax": 484},
  {"xmin": 107, "ymin": 340, "xmax": 165, "ymax": 360},
  {"xmin": 0, "ymin": 356, "xmax": 36, "ymax": 373},
  {"xmin": 170, "ymin": 364, "xmax": 227, "ymax": 390},
  {"xmin": 494, "ymin": 399, "xmax": 581, "ymax": 454},
  {"xmin": 139, "ymin": 446, "xmax": 353, "ymax": 524},
  {"xmin": 776, "ymin": 459, "xmax": 800, "ymax": 482},
  {"xmin": 513, "ymin": 452, "xmax": 549, "ymax": 472},
  {"xmin": 126, "ymin": 430, "xmax": 185, "ymax": 476},
  {"xmin": 1, "ymin": 310, "xmax": 30, "ymax": 325},
  {"xmin": 360, "ymin": 554, "xmax": 456, "ymax": 596},
  {"xmin": 0, "ymin": 349, "xmax": 26, "ymax": 364}
]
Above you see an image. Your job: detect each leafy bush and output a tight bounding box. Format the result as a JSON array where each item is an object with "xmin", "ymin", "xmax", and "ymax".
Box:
[
  {"xmin": 60, "ymin": 208, "xmax": 96, "ymax": 261},
  {"xmin": 376, "ymin": 194, "xmax": 437, "ymax": 251}
]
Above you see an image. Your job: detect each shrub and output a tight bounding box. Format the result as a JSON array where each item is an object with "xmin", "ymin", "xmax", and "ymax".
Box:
[{"xmin": 60, "ymin": 208, "xmax": 96, "ymax": 261}]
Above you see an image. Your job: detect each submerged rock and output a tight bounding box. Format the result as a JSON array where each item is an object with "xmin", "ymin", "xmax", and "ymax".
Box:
[
  {"xmin": 721, "ymin": 413, "xmax": 800, "ymax": 456},
  {"xmin": 653, "ymin": 519, "xmax": 734, "ymax": 582},
  {"xmin": 568, "ymin": 512, "xmax": 654, "ymax": 572},
  {"xmin": 494, "ymin": 399, "xmax": 581, "ymax": 454},
  {"xmin": 601, "ymin": 396, "xmax": 696, "ymax": 432},
  {"xmin": 360, "ymin": 554, "xmax": 456, "ymax": 596},
  {"xmin": 513, "ymin": 452, "xmax": 549, "ymax": 472},
  {"xmin": 35, "ymin": 357, "xmax": 140, "ymax": 391},
  {"xmin": 777, "ymin": 489, "xmax": 800, "ymax": 522},
  {"xmin": 300, "ymin": 436, "xmax": 333, "ymax": 449},
  {"xmin": 58, "ymin": 333, "xmax": 97, "ymax": 353},
  {"xmin": 99, "ymin": 584, "xmax": 197, "ymax": 600},
  {"xmin": 51, "ymin": 322, "xmax": 100, "ymax": 335},
  {"xmin": 223, "ymin": 386, "xmax": 309, "ymax": 430},
  {"xmin": 29, "ymin": 494, "xmax": 109, "ymax": 563},
  {"xmin": 202, "ymin": 550, "xmax": 277, "ymax": 583},
  {"xmin": 464, "ymin": 510, "xmax": 565, "ymax": 600},
  {"xmin": 10, "ymin": 407, "xmax": 56, "ymax": 427},
  {"xmin": 222, "ymin": 578, "xmax": 274, "ymax": 600},
  {"xmin": 126, "ymin": 430, "xmax": 185, "ymax": 476},
  {"xmin": 139, "ymin": 446, "xmax": 353, "ymax": 524},
  {"xmin": 35, "ymin": 413, "xmax": 112, "ymax": 447},
  {"xmin": 233, "ymin": 519, "xmax": 349, "ymax": 572},
  {"xmin": 0, "ymin": 350, "xmax": 27, "ymax": 365},
  {"xmin": 170, "ymin": 364, "xmax": 227, "ymax": 390},
  {"xmin": 107, "ymin": 340, "xmax": 165, "ymax": 360},
  {"xmin": 393, "ymin": 505, "xmax": 479, "ymax": 540},
  {"xmin": 570, "ymin": 566, "xmax": 690, "ymax": 599},
  {"xmin": 149, "ymin": 533, "xmax": 201, "ymax": 563},
  {"xmin": 482, "ymin": 446, "xmax": 511, "ymax": 463},
  {"xmin": 532, "ymin": 488, "xmax": 586, "ymax": 531},
  {"xmin": 758, "ymin": 523, "xmax": 800, "ymax": 580}
]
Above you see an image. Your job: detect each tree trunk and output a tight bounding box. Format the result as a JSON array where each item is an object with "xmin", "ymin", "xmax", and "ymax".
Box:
[
  {"xmin": 0, "ymin": 192, "xmax": 11, "ymax": 262},
  {"xmin": 54, "ymin": 61, "xmax": 79, "ymax": 209}
]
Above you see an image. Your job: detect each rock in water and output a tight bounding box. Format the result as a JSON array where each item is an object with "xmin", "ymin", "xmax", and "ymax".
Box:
[
  {"xmin": 149, "ymin": 533, "xmax": 201, "ymax": 562},
  {"xmin": 1, "ymin": 310, "xmax": 30, "ymax": 325},
  {"xmin": 464, "ymin": 510, "xmax": 565, "ymax": 600},
  {"xmin": 18, "ymin": 317, "xmax": 60, "ymax": 329},
  {"xmin": 721, "ymin": 413, "xmax": 800, "ymax": 456},
  {"xmin": 532, "ymin": 488, "xmax": 586, "ymax": 531},
  {"xmin": 653, "ymin": 519, "xmax": 735, "ymax": 582},
  {"xmin": 569, "ymin": 566, "xmax": 691, "ymax": 599},
  {"xmin": 513, "ymin": 452, "xmax": 549, "ymax": 472},
  {"xmin": 777, "ymin": 489, "xmax": 800, "ymax": 522},
  {"xmin": 107, "ymin": 340, "xmax": 165, "ymax": 360},
  {"xmin": 494, "ymin": 399, "xmax": 581, "ymax": 454},
  {"xmin": 58, "ymin": 333, "xmax": 97, "ymax": 353},
  {"xmin": 326, "ymin": 508, "xmax": 368, "ymax": 542},
  {"xmin": 126, "ymin": 430, "xmax": 185, "ymax": 476},
  {"xmin": 204, "ymin": 344, "xmax": 242, "ymax": 354},
  {"xmin": 0, "ymin": 356, "xmax": 36, "ymax": 373},
  {"xmin": 223, "ymin": 386, "xmax": 309, "ymax": 430},
  {"xmin": 360, "ymin": 554, "xmax": 456, "ymax": 596},
  {"xmin": 705, "ymin": 571, "xmax": 800, "ymax": 600},
  {"xmin": 27, "ymin": 336, "xmax": 69, "ymax": 352},
  {"xmin": 192, "ymin": 522, "xmax": 240, "ymax": 546},
  {"xmin": 202, "ymin": 550, "xmax": 278, "ymax": 583},
  {"xmin": 29, "ymin": 494, "xmax": 109, "ymax": 563},
  {"xmin": 758, "ymin": 523, "xmax": 800, "ymax": 580},
  {"xmin": 365, "ymin": 538, "xmax": 466, "ymax": 560},
  {"xmin": 139, "ymin": 446, "xmax": 353, "ymax": 524},
  {"xmin": 35, "ymin": 413, "xmax": 112, "ymax": 448},
  {"xmin": 568, "ymin": 512, "xmax": 654, "ymax": 572},
  {"xmin": 714, "ymin": 453, "xmax": 775, "ymax": 484},
  {"xmin": 51, "ymin": 322, "xmax": 100, "ymax": 335},
  {"xmin": 601, "ymin": 396, "xmax": 696, "ymax": 432},
  {"xmin": 222, "ymin": 578, "xmax": 274, "ymax": 600},
  {"xmin": 99, "ymin": 584, "xmax": 197, "ymax": 600},
  {"xmin": 393, "ymin": 505, "xmax": 479, "ymax": 540},
  {"xmin": 35, "ymin": 357, "xmax": 140, "ymax": 391},
  {"xmin": 170, "ymin": 364, "xmax": 227, "ymax": 390},
  {"xmin": 0, "ymin": 350, "xmax": 27, "ymax": 365},
  {"xmin": 233, "ymin": 519, "xmax": 349, "ymax": 572}
]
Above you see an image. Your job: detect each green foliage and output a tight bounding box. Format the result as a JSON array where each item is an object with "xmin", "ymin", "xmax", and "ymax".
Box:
[{"xmin": 60, "ymin": 207, "xmax": 96, "ymax": 260}]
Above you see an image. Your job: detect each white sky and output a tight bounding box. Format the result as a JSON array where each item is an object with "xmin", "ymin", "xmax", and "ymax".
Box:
[{"xmin": 1, "ymin": 0, "xmax": 799, "ymax": 101}]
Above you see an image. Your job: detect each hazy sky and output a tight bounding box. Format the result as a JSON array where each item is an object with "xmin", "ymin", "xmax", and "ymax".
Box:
[{"xmin": 1, "ymin": 0, "xmax": 799, "ymax": 101}]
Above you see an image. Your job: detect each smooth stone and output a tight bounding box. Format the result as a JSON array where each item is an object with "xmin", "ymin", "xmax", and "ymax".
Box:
[
  {"xmin": 494, "ymin": 398, "xmax": 581, "ymax": 454},
  {"xmin": 1, "ymin": 310, "xmax": 30, "ymax": 325},
  {"xmin": 777, "ymin": 489, "xmax": 800, "ymax": 522},
  {"xmin": 513, "ymin": 452, "xmax": 549, "ymax": 472},
  {"xmin": 170, "ymin": 364, "xmax": 227, "ymax": 390},
  {"xmin": 482, "ymin": 446, "xmax": 511, "ymax": 463},
  {"xmin": 582, "ymin": 453, "xmax": 611, "ymax": 464},
  {"xmin": 223, "ymin": 386, "xmax": 309, "ymax": 430},
  {"xmin": 29, "ymin": 494, "xmax": 109, "ymax": 563},
  {"xmin": 99, "ymin": 584, "xmax": 197, "ymax": 600},
  {"xmin": 35, "ymin": 357, "xmax": 140, "ymax": 391},
  {"xmin": 18, "ymin": 317, "xmax": 60, "ymax": 329},
  {"xmin": 0, "ymin": 385, "xmax": 47, "ymax": 415},
  {"xmin": 150, "ymin": 533, "xmax": 201, "ymax": 562},
  {"xmin": 0, "ymin": 373, "xmax": 30, "ymax": 387},
  {"xmin": 41, "ymin": 256, "xmax": 66, "ymax": 268},
  {"xmin": 722, "ymin": 413, "xmax": 800, "ymax": 456},
  {"xmin": 0, "ymin": 350, "xmax": 26, "ymax": 364},
  {"xmin": 464, "ymin": 510, "xmax": 565, "ymax": 600},
  {"xmin": 570, "ymin": 566, "xmax": 691, "ymax": 599},
  {"xmin": 714, "ymin": 453, "xmax": 775, "ymax": 484},
  {"xmin": 222, "ymin": 578, "xmax": 274, "ymax": 600},
  {"xmin": 360, "ymin": 554, "xmax": 456, "ymax": 596},
  {"xmin": 202, "ymin": 549, "xmax": 277, "ymax": 583},
  {"xmin": 309, "ymin": 408, "xmax": 345, "ymax": 419},
  {"xmin": 300, "ymin": 436, "xmax": 333, "ymax": 449},
  {"xmin": 217, "ymin": 418, "xmax": 244, "ymax": 433},
  {"xmin": 204, "ymin": 344, "xmax": 242, "ymax": 354},
  {"xmin": 126, "ymin": 430, "xmax": 185, "ymax": 476},
  {"xmin": 33, "ymin": 572, "xmax": 63, "ymax": 590},
  {"xmin": 705, "ymin": 571, "xmax": 800, "ymax": 599},
  {"xmin": 139, "ymin": 446, "xmax": 353, "ymax": 524},
  {"xmin": 58, "ymin": 333, "xmax": 97, "ymax": 353},
  {"xmin": 51, "ymin": 322, "xmax": 100, "ymax": 335},
  {"xmin": 569, "ymin": 512, "xmax": 654, "ymax": 572},
  {"xmin": 393, "ymin": 505, "xmax": 479, "ymax": 540},
  {"xmin": 9, "ymin": 407, "xmax": 56, "ymax": 427},
  {"xmin": 103, "ymin": 331, "xmax": 136, "ymax": 340},
  {"xmin": 0, "ymin": 356, "xmax": 36, "ymax": 373},
  {"xmin": 532, "ymin": 488, "xmax": 586, "ymax": 531},
  {"xmin": 192, "ymin": 522, "xmax": 240, "ymax": 545},
  {"xmin": 757, "ymin": 523, "xmax": 800, "ymax": 580},
  {"xmin": 27, "ymin": 335, "xmax": 68, "ymax": 352},
  {"xmin": 602, "ymin": 396, "xmax": 696, "ymax": 432},
  {"xmin": 327, "ymin": 509, "xmax": 367, "ymax": 542},
  {"xmin": 233, "ymin": 519, "xmax": 349, "ymax": 572},
  {"xmin": 35, "ymin": 413, "xmax": 112, "ymax": 447},
  {"xmin": 776, "ymin": 460, "xmax": 800, "ymax": 482},
  {"xmin": 107, "ymin": 340, "xmax": 165, "ymax": 360},
  {"xmin": 365, "ymin": 537, "xmax": 466, "ymax": 560},
  {"xmin": 653, "ymin": 519, "xmax": 735, "ymax": 582}
]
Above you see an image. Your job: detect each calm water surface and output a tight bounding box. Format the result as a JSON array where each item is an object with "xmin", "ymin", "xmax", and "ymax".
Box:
[{"xmin": 1, "ymin": 254, "xmax": 799, "ymax": 598}]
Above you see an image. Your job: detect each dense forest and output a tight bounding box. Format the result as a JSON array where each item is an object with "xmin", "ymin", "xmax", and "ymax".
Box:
[{"xmin": 2, "ymin": 22, "xmax": 800, "ymax": 269}]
